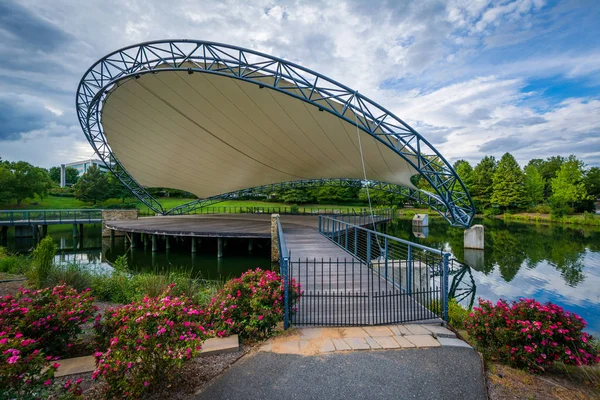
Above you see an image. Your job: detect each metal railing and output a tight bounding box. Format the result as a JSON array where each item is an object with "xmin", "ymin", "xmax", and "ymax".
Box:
[
  {"xmin": 0, "ymin": 209, "xmax": 103, "ymax": 226},
  {"xmin": 318, "ymin": 215, "xmax": 450, "ymax": 322},
  {"xmin": 139, "ymin": 205, "xmax": 390, "ymax": 217},
  {"xmin": 275, "ymin": 216, "xmax": 291, "ymax": 329}
]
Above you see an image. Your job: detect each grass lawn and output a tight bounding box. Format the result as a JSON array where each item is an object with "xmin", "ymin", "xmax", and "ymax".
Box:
[{"xmin": 0, "ymin": 195, "xmax": 372, "ymax": 213}]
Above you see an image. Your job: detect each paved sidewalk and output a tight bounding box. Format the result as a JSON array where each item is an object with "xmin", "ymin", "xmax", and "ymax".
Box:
[
  {"xmin": 258, "ymin": 324, "xmax": 467, "ymax": 355},
  {"xmin": 196, "ymin": 347, "xmax": 486, "ymax": 400}
]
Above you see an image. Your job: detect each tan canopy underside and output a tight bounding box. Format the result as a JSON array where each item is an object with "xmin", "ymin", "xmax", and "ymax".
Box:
[{"xmin": 101, "ymin": 69, "xmax": 419, "ymax": 198}]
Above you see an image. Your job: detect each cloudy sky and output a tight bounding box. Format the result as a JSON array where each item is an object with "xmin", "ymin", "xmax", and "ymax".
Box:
[{"xmin": 0, "ymin": 0, "xmax": 599, "ymax": 168}]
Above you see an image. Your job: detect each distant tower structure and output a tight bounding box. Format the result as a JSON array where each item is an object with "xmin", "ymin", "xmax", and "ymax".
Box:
[{"xmin": 60, "ymin": 164, "xmax": 66, "ymax": 188}]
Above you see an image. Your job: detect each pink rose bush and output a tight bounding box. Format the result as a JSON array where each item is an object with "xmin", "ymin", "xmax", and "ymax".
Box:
[
  {"xmin": 92, "ymin": 286, "xmax": 207, "ymax": 398},
  {"xmin": 0, "ymin": 285, "xmax": 90, "ymax": 399},
  {"xmin": 0, "ymin": 285, "xmax": 97, "ymax": 355},
  {"xmin": 466, "ymin": 298, "xmax": 600, "ymax": 372},
  {"xmin": 203, "ymin": 268, "xmax": 302, "ymax": 340}
]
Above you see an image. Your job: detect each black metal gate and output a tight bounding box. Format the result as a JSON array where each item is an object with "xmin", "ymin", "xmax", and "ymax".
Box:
[{"xmin": 288, "ymin": 257, "xmax": 444, "ymax": 326}]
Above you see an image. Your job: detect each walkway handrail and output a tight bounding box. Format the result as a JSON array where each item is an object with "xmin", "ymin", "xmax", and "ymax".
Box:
[
  {"xmin": 275, "ymin": 215, "xmax": 291, "ymax": 329},
  {"xmin": 0, "ymin": 209, "xmax": 103, "ymax": 225},
  {"xmin": 318, "ymin": 214, "xmax": 450, "ymax": 322}
]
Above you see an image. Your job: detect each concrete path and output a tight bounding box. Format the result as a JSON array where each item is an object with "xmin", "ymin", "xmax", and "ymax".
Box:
[
  {"xmin": 196, "ymin": 325, "xmax": 485, "ymax": 400},
  {"xmin": 196, "ymin": 348, "xmax": 486, "ymax": 400}
]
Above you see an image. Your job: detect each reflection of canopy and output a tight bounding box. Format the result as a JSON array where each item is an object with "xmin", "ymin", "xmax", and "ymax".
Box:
[{"xmin": 76, "ymin": 40, "xmax": 475, "ymax": 227}]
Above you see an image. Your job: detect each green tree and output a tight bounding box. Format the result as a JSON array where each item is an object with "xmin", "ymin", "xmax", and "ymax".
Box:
[
  {"xmin": 0, "ymin": 161, "xmax": 14, "ymax": 204},
  {"xmin": 550, "ymin": 155, "xmax": 590, "ymax": 209},
  {"xmin": 108, "ymin": 174, "xmax": 131, "ymax": 202},
  {"xmin": 75, "ymin": 165, "xmax": 110, "ymax": 204},
  {"xmin": 584, "ymin": 167, "xmax": 600, "ymax": 199},
  {"xmin": 523, "ymin": 164, "xmax": 545, "ymax": 206},
  {"xmin": 491, "ymin": 153, "xmax": 526, "ymax": 210},
  {"xmin": 358, "ymin": 188, "xmax": 405, "ymax": 206},
  {"xmin": 313, "ymin": 184, "xmax": 360, "ymax": 203},
  {"xmin": 471, "ymin": 156, "xmax": 496, "ymax": 210},
  {"xmin": 49, "ymin": 166, "xmax": 79, "ymax": 186},
  {"xmin": 453, "ymin": 160, "xmax": 474, "ymax": 192},
  {"xmin": 7, "ymin": 161, "xmax": 52, "ymax": 204},
  {"xmin": 529, "ymin": 156, "xmax": 566, "ymax": 198}
]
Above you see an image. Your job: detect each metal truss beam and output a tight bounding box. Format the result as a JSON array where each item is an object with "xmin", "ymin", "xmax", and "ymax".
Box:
[{"xmin": 76, "ymin": 39, "xmax": 475, "ymax": 227}]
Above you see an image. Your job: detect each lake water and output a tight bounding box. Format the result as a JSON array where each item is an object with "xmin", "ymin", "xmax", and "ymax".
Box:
[{"xmin": 5, "ymin": 218, "xmax": 600, "ymax": 335}]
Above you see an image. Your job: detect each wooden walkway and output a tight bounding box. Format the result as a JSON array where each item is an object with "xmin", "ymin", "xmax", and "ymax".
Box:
[{"xmin": 281, "ymin": 220, "xmax": 441, "ymax": 326}]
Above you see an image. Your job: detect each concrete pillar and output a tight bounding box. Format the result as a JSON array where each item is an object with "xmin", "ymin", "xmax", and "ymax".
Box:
[
  {"xmin": 217, "ymin": 237, "xmax": 223, "ymax": 258},
  {"xmin": 143, "ymin": 234, "xmax": 148, "ymax": 249},
  {"xmin": 248, "ymin": 239, "xmax": 254, "ymax": 254},
  {"xmin": 152, "ymin": 235, "xmax": 157, "ymax": 252},
  {"xmin": 191, "ymin": 237, "xmax": 197, "ymax": 253},
  {"xmin": 464, "ymin": 224, "xmax": 484, "ymax": 250},
  {"xmin": 60, "ymin": 164, "xmax": 66, "ymax": 188},
  {"xmin": 271, "ymin": 214, "xmax": 280, "ymax": 263},
  {"xmin": 412, "ymin": 214, "xmax": 429, "ymax": 227},
  {"xmin": 73, "ymin": 224, "xmax": 78, "ymax": 238},
  {"xmin": 41, "ymin": 225, "xmax": 48, "ymax": 237},
  {"xmin": 79, "ymin": 224, "xmax": 84, "ymax": 240},
  {"xmin": 110, "ymin": 229, "xmax": 115, "ymax": 242},
  {"xmin": 165, "ymin": 236, "xmax": 171, "ymax": 251},
  {"xmin": 131, "ymin": 233, "xmax": 137, "ymax": 248},
  {"xmin": 32, "ymin": 224, "xmax": 38, "ymax": 243}
]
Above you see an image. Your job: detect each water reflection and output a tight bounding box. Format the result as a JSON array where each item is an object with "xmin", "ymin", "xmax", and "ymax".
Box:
[{"xmin": 385, "ymin": 219, "xmax": 600, "ymax": 335}]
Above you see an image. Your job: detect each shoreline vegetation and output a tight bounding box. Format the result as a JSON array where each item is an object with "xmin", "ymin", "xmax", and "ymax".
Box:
[{"xmin": 2, "ymin": 194, "xmax": 599, "ymax": 228}]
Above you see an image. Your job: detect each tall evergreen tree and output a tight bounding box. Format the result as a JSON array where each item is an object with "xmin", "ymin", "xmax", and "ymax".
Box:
[
  {"xmin": 471, "ymin": 156, "xmax": 496, "ymax": 210},
  {"xmin": 491, "ymin": 153, "xmax": 526, "ymax": 210},
  {"xmin": 584, "ymin": 167, "xmax": 600, "ymax": 199},
  {"xmin": 75, "ymin": 165, "xmax": 110, "ymax": 204},
  {"xmin": 453, "ymin": 159, "xmax": 474, "ymax": 191},
  {"xmin": 523, "ymin": 164, "xmax": 545, "ymax": 206},
  {"xmin": 550, "ymin": 155, "xmax": 590, "ymax": 208}
]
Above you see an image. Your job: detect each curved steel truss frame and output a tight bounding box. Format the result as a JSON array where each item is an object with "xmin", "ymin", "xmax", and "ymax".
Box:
[{"xmin": 76, "ymin": 39, "xmax": 475, "ymax": 227}]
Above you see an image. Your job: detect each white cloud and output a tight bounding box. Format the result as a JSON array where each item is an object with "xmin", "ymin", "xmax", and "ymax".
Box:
[{"xmin": 0, "ymin": 0, "xmax": 598, "ymax": 168}]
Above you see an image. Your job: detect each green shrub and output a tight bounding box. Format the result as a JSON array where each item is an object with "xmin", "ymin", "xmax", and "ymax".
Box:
[
  {"xmin": 92, "ymin": 288, "xmax": 206, "ymax": 398},
  {"xmin": 103, "ymin": 202, "xmax": 138, "ymax": 209},
  {"xmin": 528, "ymin": 204, "xmax": 552, "ymax": 214},
  {"xmin": 427, "ymin": 298, "xmax": 469, "ymax": 329},
  {"xmin": 48, "ymin": 263, "xmax": 93, "ymax": 292},
  {"xmin": 28, "ymin": 236, "xmax": 57, "ymax": 288},
  {"xmin": 203, "ymin": 268, "xmax": 302, "ymax": 340},
  {"xmin": 0, "ymin": 247, "xmax": 30, "ymax": 275},
  {"xmin": 0, "ymin": 285, "xmax": 97, "ymax": 356},
  {"xmin": 482, "ymin": 207, "xmax": 502, "ymax": 217},
  {"xmin": 466, "ymin": 298, "xmax": 600, "ymax": 372},
  {"xmin": 289, "ymin": 204, "xmax": 299, "ymax": 214},
  {"xmin": 550, "ymin": 201, "xmax": 572, "ymax": 219}
]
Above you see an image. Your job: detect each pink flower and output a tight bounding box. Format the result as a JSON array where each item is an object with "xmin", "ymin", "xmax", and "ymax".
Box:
[
  {"xmin": 7, "ymin": 355, "xmax": 19, "ymax": 364},
  {"xmin": 44, "ymin": 379, "xmax": 52, "ymax": 386},
  {"xmin": 258, "ymin": 315, "xmax": 264, "ymax": 321},
  {"xmin": 144, "ymin": 381, "xmax": 149, "ymax": 387}
]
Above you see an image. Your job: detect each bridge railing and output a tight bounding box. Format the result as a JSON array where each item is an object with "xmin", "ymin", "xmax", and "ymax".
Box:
[
  {"xmin": 139, "ymin": 205, "xmax": 393, "ymax": 217},
  {"xmin": 0, "ymin": 209, "xmax": 103, "ymax": 226},
  {"xmin": 318, "ymin": 214, "xmax": 450, "ymax": 322},
  {"xmin": 275, "ymin": 215, "xmax": 291, "ymax": 329}
]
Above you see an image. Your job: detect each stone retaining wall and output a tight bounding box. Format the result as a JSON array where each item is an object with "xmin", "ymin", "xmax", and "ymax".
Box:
[{"xmin": 101, "ymin": 209, "xmax": 138, "ymax": 237}]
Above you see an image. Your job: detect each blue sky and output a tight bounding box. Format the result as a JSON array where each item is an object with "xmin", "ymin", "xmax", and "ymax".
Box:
[{"xmin": 0, "ymin": 0, "xmax": 598, "ymax": 168}]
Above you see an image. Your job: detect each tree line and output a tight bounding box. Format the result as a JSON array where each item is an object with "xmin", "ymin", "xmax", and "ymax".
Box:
[
  {"xmin": 450, "ymin": 153, "xmax": 599, "ymax": 216},
  {"xmin": 1, "ymin": 154, "xmax": 598, "ymax": 215}
]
